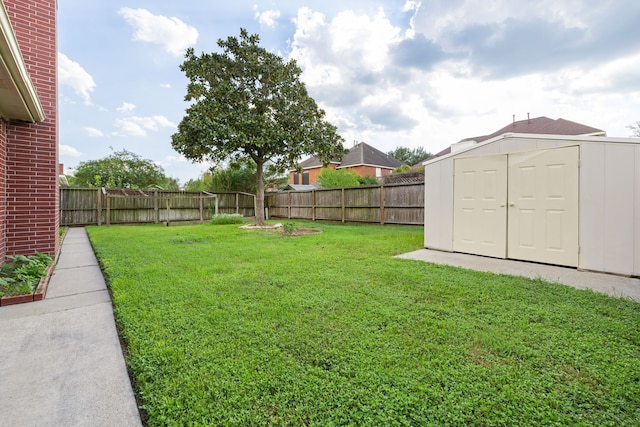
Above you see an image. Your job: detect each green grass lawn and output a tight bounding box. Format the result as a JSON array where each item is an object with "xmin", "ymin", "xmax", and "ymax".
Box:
[{"xmin": 87, "ymin": 222, "xmax": 640, "ymax": 426}]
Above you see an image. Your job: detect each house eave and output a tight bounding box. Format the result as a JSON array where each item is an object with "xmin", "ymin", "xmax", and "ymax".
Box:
[
  {"xmin": 0, "ymin": 2, "xmax": 45, "ymax": 123},
  {"xmin": 336, "ymin": 163, "xmax": 395, "ymax": 170}
]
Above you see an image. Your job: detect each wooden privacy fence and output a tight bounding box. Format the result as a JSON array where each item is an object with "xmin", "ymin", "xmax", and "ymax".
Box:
[
  {"xmin": 60, "ymin": 188, "xmax": 256, "ymax": 226},
  {"xmin": 265, "ymin": 183, "xmax": 424, "ymax": 225}
]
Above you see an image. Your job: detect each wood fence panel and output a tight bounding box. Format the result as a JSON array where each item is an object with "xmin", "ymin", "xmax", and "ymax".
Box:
[
  {"xmin": 264, "ymin": 183, "xmax": 424, "ymax": 225},
  {"xmin": 60, "ymin": 188, "xmax": 102, "ymax": 225},
  {"xmin": 60, "ymin": 189, "xmax": 255, "ymax": 226}
]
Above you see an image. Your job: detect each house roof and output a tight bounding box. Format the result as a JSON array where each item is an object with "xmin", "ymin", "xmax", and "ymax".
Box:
[
  {"xmin": 283, "ymin": 184, "xmax": 317, "ymax": 191},
  {"xmin": 337, "ymin": 142, "xmax": 402, "ymax": 169},
  {"xmin": 0, "ymin": 1, "xmax": 45, "ymax": 122},
  {"xmin": 293, "ymin": 142, "xmax": 402, "ymax": 171},
  {"xmin": 427, "ymin": 116, "xmax": 605, "ymax": 160},
  {"xmin": 296, "ymin": 156, "xmax": 339, "ymax": 170}
]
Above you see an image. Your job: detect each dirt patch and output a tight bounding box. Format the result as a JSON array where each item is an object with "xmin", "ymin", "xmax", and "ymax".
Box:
[
  {"xmin": 240, "ymin": 223, "xmax": 283, "ymax": 230},
  {"xmin": 240, "ymin": 223, "xmax": 322, "ymax": 236},
  {"xmin": 282, "ymin": 228, "xmax": 322, "ymax": 237}
]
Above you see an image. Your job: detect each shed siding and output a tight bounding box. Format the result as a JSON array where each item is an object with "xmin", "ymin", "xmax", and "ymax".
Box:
[
  {"xmin": 635, "ymin": 145, "xmax": 640, "ymax": 276},
  {"xmin": 579, "ymin": 144, "xmax": 606, "ymax": 272},
  {"xmin": 603, "ymin": 145, "xmax": 635, "ymax": 275},
  {"xmin": 424, "ymin": 159, "xmax": 454, "ymax": 251}
]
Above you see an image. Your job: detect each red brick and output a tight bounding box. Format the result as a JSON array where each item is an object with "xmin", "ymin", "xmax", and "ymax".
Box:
[{"xmin": 1, "ymin": 0, "xmax": 58, "ymax": 260}]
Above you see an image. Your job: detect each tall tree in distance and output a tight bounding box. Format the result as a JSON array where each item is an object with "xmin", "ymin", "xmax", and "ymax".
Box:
[
  {"xmin": 72, "ymin": 149, "xmax": 178, "ymax": 189},
  {"xmin": 387, "ymin": 146, "xmax": 431, "ymax": 166},
  {"xmin": 172, "ymin": 29, "xmax": 346, "ymax": 225},
  {"xmin": 628, "ymin": 121, "xmax": 640, "ymax": 137}
]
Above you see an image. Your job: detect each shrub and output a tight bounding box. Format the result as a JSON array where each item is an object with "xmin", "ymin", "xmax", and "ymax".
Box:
[
  {"xmin": 0, "ymin": 252, "xmax": 52, "ymax": 297},
  {"xmin": 317, "ymin": 168, "xmax": 360, "ymax": 188},
  {"xmin": 282, "ymin": 221, "xmax": 298, "ymax": 235},
  {"xmin": 357, "ymin": 175, "xmax": 379, "ymax": 185},
  {"xmin": 210, "ymin": 214, "xmax": 244, "ymax": 225}
]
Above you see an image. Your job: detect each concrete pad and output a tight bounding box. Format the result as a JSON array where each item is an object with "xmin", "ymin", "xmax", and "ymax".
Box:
[
  {"xmin": 0, "ymin": 290, "xmax": 112, "ymax": 321},
  {"xmin": 397, "ymin": 249, "xmax": 640, "ymax": 302},
  {"xmin": 0, "ymin": 303, "xmax": 141, "ymax": 427},
  {"xmin": 45, "ymin": 266, "xmax": 107, "ymax": 299},
  {"xmin": 55, "ymin": 249, "xmax": 98, "ymax": 269}
]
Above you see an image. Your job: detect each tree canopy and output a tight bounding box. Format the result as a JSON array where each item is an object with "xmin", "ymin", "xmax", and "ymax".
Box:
[
  {"xmin": 71, "ymin": 149, "xmax": 178, "ymax": 189},
  {"xmin": 171, "ymin": 28, "xmax": 345, "ymax": 225},
  {"xmin": 387, "ymin": 146, "xmax": 431, "ymax": 166},
  {"xmin": 628, "ymin": 121, "xmax": 640, "ymax": 137},
  {"xmin": 184, "ymin": 162, "xmax": 286, "ymax": 193}
]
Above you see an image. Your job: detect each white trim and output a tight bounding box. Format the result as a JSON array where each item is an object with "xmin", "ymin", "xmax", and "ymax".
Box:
[{"xmin": 0, "ymin": 1, "xmax": 45, "ymax": 122}]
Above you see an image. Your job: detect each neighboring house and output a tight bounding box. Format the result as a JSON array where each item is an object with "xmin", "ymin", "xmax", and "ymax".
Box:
[
  {"xmin": 0, "ymin": 0, "xmax": 58, "ymax": 260},
  {"xmin": 290, "ymin": 142, "xmax": 402, "ymax": 185},
  {"xmin": 429, "ymin": 116, "xmax": 605, "ymax": 159}
]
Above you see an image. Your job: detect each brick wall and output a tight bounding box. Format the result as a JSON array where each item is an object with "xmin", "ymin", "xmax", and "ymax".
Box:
[
  {"xmin": 3, "ymin": 0, "xmax": 59, "ymax": 256},
  {"xmin": 289, "ymin": 164, "xmax": 337, "ymax": 185}
]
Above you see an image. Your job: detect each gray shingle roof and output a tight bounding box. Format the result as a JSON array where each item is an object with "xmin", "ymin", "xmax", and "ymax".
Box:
[
  {"xmin": 294, "ymin": 142, "xmax": 401, "ymax": 170},
  {"xmin": 337, "ymin": 142, "xmax": 402, "ymax": 169},
  {"xmin": 461, "ymin": 116, "xmax": 605, "ymax": 144},
  {"xmin": 429, "ymin": 116, "xmax": 605, "ymax": 160}
]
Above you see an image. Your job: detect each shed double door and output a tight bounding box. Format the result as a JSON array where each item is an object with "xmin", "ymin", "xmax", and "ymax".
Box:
[{"xmin": 453, "ymin": 146, "xmax": 579, "ymax": 267}]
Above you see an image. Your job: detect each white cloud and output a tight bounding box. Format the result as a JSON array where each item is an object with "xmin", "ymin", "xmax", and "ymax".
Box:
[
  {"xmin": 160, "ymin": 83, "xmax": 172, "ymax": 89},
  {"xmin": 113, "ymin": 115, "xmax": 176, "ymax": 137},
  {"xmin": 58, "ymin": 52, "xmax": 95, "ymax": 105},
  {"xmin": 59, "ymin": 144, "xmax": 82, "ymax": 157},
  {"xmin": 253, "ymin": 6, "xmax": 281, "ymax": 28},
  {"xmin": 84, "ymin": 127, "xmax": 104, "ymax": 137},
  {"xmin": 403, "ymin": 1, "xmax": 421, "ymax": 12},
  {"xmin": 118, "ymin": 8, "xmax": 198, "ymax": 56},
  {"xmin": 116, "ymin": 102, "xmax": 136, "ymax": 113}
]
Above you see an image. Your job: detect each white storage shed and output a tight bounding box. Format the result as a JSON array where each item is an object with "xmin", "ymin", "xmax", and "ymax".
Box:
[{"xmin": 424, "ymin": 133, "xmax": 640, "ymax": 277}]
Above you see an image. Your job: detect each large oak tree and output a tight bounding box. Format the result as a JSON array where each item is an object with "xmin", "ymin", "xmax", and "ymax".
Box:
[{"xmin": 172, "ymin": 29, "xmax": 345, "ymax": 225}]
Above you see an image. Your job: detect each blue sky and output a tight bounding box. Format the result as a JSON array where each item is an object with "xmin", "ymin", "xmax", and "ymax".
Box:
[{"xmin": 57, "ymin": 0, "xmax": 640, "ymax": 185}]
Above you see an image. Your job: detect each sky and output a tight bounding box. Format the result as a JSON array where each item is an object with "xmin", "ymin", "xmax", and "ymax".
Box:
[{"xmin": 57, "ymin": 0, "xmax": 640, "ymax": 185}]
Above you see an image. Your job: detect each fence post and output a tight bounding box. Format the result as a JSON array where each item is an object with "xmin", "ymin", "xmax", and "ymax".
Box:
[
  {"xmin": 153, "ymin": 190, "xmax": 159, "ymax": 224},
  {"xmin": 106, "ymin": 193, "xmax": 111, "ymax": 226},
  {"xmin": 288, "ymin": 192, "xmax": 292, "ymax": 219},
  {"xmin": 235, "ymin": 193, "xmax": 239, "ymax": 214},
  {"xmin": 312, "ymin": 190, "xmax": 316, "ymax": 221},
  {"xmin": 199, "ymin": 193, "xmax": 204, "ymax": 223},
  {"xmin": 166, "ymin": 197, "xmax": 170, "ymax": 226},
  {"xmin": 341, "ymin": 188, "xmax": 346, "ymax": 223},
  {"xmin": 96, "ymin": 188, "xmax": 102, "ymax": 226},
  {"xmin": 380, "ymin": 185, "xmax": 385, "ymax": 225}
]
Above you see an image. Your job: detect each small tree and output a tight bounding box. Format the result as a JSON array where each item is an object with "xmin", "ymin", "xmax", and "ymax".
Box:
[
  {"xmin": 72, "ymin": 149, "xmax": 178, "ymax": 189},
  {"xmin": 172, "ymin": 29, "xmax": 346, "ymax": 225},
  {"xmin": 628, "ymin": 121, "xmax": 640, "ymax": 137}
]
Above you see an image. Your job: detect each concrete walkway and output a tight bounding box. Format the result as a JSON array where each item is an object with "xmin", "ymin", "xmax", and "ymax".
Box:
[
  {"xmin": 397, "ymin": 249, "xmax": 640, "ymax": 302},
  {"xmin": 0, "ymin": 228, "xmax": 142, "ymax": 426}
]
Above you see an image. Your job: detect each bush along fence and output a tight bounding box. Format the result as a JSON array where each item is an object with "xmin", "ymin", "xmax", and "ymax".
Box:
[
  {"xmin": 59, "ymin": 188, "xmax": 256, "ymax": 226},
  {"xmin": 265, "ymin": 183, "xmax": 424, "ymax": 225}
]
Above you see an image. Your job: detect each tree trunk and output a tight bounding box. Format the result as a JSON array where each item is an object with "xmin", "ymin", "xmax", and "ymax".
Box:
[{"xmin": 254, "ymin": 160, "xmax": 265, "ymax": 226}]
